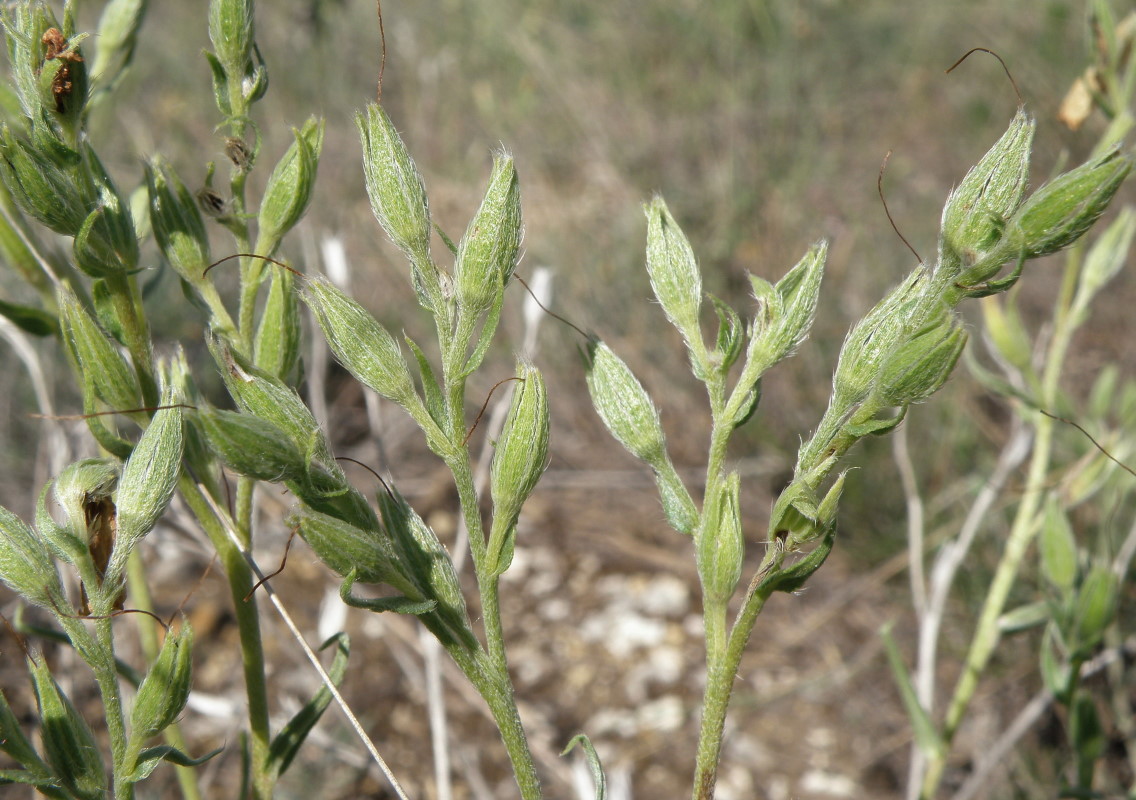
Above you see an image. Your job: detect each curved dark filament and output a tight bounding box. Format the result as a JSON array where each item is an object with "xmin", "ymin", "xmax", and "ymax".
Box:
[
  {"xmin": 464, "ymin": 376, "xmax": 523, "ymax": 446},
  {"xmin": 947, "ymin": 48, "xmax": 1023, "ymax": 107},
  {"xmin": 878, "ymin": 150, "xmax": 923, "ymax": 264}
]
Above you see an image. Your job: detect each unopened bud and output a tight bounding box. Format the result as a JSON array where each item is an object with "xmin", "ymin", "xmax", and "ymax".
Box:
[
  {"xmin": 455, "ymin": 152, "xmax": 521, "ymax": 315},
  {"xmin": 256, "ymin": 116, "xmax": 324, "ymax": 255},
  {"xmin": 1010, "ymin": 147, "xmax": 1133, "ymax": 259},
  {"xmin": 486, "ymin": 363, "xmax": 549, "ymax": 576},
  {"xmin": 644, "ymin": 196, "xmax": 703, "ymax": 350}
]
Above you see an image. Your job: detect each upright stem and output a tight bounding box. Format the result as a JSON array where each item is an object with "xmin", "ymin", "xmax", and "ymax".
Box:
[
  {"xmin": 90, "ymin": 616, "xmax": 131, "ymax": 799},
  {"xmin": 920, "ymin": 249, "xmax": 1083, "ymax": 798},
  {"xmin": 692, "ymin": 582, "xmax": 773, "ymax": 800},
  {"xmin": 178, "ymin": 475, "xmax": 273, "ymax": 800}
]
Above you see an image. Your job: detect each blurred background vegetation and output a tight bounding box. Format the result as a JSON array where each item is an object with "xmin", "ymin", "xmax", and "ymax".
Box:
[{"xmin": 2, "ymin": 0, "xmax": 1134, "ymax": 797}]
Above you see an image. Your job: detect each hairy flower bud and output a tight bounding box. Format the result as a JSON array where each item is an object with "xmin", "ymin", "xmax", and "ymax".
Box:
[
  {"xmin": 455, "ymin": 152, "xmax": 522, "ymax": 315},
  {"xmin": 486, "ymin": 363, "xmax": 549, "ymax": 576}
]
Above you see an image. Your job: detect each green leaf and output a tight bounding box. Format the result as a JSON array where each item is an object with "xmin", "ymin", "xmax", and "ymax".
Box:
[
  {"xmin": 58, "ymin": 286, "xmax": 141, "ymax": 414},
  {"xmin": 881, "ymin": 624, "xmax": 944, "ymax": 759},
  {"xmin": 998, "ymin": 601, "xmax": 1051, "ymax": 635},
  {"xmin": 267, "ymin": 633, "xmax": 350, "ymax": 780},
  {"xmin": 561, "ymin": 734, "xmax": 607, "ymax": 800},
  {"xmin": 128, "ymin": 745, "xmax": 222, "ymax": 783},
  {"xmin": 0, "ymin": 689, "xmax": 50, "ymax": 775},
  {"xmin": 338, "ymin": 570, "xmax": 436, "ymax": 615},
  {"xmin": 0, "ymin": 296, "xmax": 56, "ymax": 336}
]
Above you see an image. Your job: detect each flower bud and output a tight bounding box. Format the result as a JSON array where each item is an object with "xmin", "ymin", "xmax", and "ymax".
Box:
[
  {"xmin": 1010, "ymin": 147, "xmax": 1133, "ymax": 259},
  {"xmin": 43, "ymin": 459, "xmax": 122, "ymax": 613},
  {"xmin": 130, "ymin": 622, "xmax": 194, "ymax": 742},
  {"xmin": 90, "ymin": 0, "xmax": 148, "ymax": 89},
  {"xmin": 0, "ymin": 127, "xmax": 87, "ymax": 235},
  {"xmin": 0, "ymin": 504, "xmax": 63, "ymax": 609},
  {"xmin": 873, "ymin": 307, "xmax": 967, "ymax": 407},
  {"xmin": 146, "ymin": 156, "xmax": 210, "ymax": 286},
  {"xmin": 377, "ymin": 489, "xmax": 473, "ymax": 647},
  {"xmin": 256, "ymin": 116, "xmax": 324, "ymax": 255},
  {"xmin": 585, "ymin": 340, "xmax": 667, "ymax": 466},
  {"xmin": 107, "ymin": 384, "xmax": 184, "ymax": 585},
  {"xmin": 644, "ymin": 196, "xmax": 703, "ymax": 350},
  {"xmin": 939, "ymin": 109, "xmax": 1034, "ymax": 282},
  {"xmin": 486, "ymin": 363, "xmax": 549, "ymax": 576},
  {"xmin": 742, "ymin": 240, "xmax": 826, "ymax": 380},
  {"xmin": 357, "ymin": 103, "xmax": 432, "ymax": 266},
  {"xmin": 697, "ymin": 472, "xmax": 744, "ymax": 604},
  {"xmin": 73, "ymin": 144, "xmax": 138, "ymax": 276},
  {"xmin": 208, "ymin": 0, "xmax": 254, "ymax": 78},
  {"xmin": 254, "ymin": 267, "xmax": 302, "ymax": 381},
  {"xmin": 302, "ymin": 277, "xmax": 419, "ymax": 408},
  {"xmin": 198, "ymin": 405, "xmax": 306, "ymax": 484},
  {"xmin": 293, "ymin": 504, "xmax": 417, "ymax": 596},
  {"xmin": 58, "ymin": 286, "xmax": 141, "ymax": 413},
  {"xmin": 455, "ymin": 152, "xmax": 521, "ymax": 315}
]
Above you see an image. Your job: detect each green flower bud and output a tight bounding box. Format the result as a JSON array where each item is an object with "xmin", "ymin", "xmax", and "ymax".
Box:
[
  {"xmin": 742, "ymin": 240, "xmax": 827, "ymax": 379},
  {"xmin": 486, "ymin": 363, "xmax": 549, "ymax": 576},
  {"xmin": 293, "ymin": 503, "xmax": 419, "ymax": 598},
  {"xmin": 208, "ymin": 0, "xmax": 254, "ymax": 78},
  {"xmin": 145, "ymin": 156, "xmax": 210, "ymax": 286},
  {"xmin": 455, "ymin": 151, "xmax": 521, "ymax": 315},
  {"xmin": 1040, "ymin": 498, "xmax": 1077, "ymax": 594},
  {"xmin": 58, "ymin": 286, "xmax": 142, "ymax": 413},
  {"xmin": 697, "ymin": 472, "xmax": 744, "ymax": 604},
  {"xmin": 585, "ymin": 340, "xmax": 667, "ymax": 466},
  {"xmin": 644, "ymin": 196, "xmax": 703, "ymax": 350},
  {"xmin": 377, "ymin": 489, "xmax": 473, "ymax": 646},
  {"xmin": 1010, "ymin": 147, "xmax": 1133, "ymax": 259},
  {"xmin": 1071, "ymin": 567, "xmax": 1118, "ymax": 654},
  {"xmin": 829, "ymin": 269, "xmax": 926, "ymax": 411},
  {"xmin": 940, "ymin": 109, "xmax": 1034, "ymax": 283},
  {"xmin": 130, "ymin": 622, "xmax": 194, "ymax": 742},
  {"xmin": 256, "ymin": 116, "xmax": 324, "ymax": 255},
  {"xmin": 873, "ymin": 307, "xmax": 967, "ymax": 407},
  {"xmin": 0, "ymin": 503, "xmax": 63, "ymax": 609},
  {"xmin": 254, "ymin": 266, "xmax": 302, "ymax": 381},
  {"xmin": 107, "ymin": 384, "xmax": 184, "ymax": 586},
  {"xmin": 198, "ymin": 405, "xmax": 306, "ymax": 484},
  {"xmin": 357, "ymin": 103, "xmax": 432, "ymax": 266},
  {"xmin": 90, "ymin": 0, "xmax": 149, "ymax": 89},
  {"xmin": 302, "ymin": 277, "xmax": 419, "ymax": 408},
  {"xmin": 31, "ymin": 659, "xmax": 106, "ymax": 800},
  {"xmin": 73, "ymin": 144, "xmax": 138, "ymax": 277},
  {"xmin": 209, "ymin": 336, "xmax": 328, "ymax": 456},
  {"xmin": 0, "ymin": 126, "xmax": 87, "ymax": 235}
]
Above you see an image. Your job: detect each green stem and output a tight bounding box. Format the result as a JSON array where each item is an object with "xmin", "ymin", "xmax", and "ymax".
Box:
[
  {"xmin": 91, "ymin": 615, "xmax": 132, "ymax": 799},
  {"xmin": 178, "ymin": 475, "xmax": 273, "ymax": 800},
  {"xmin": 104, "ymin": 271, "xmax": 158, "ymax": 407},
  {"xmin": 446, "ymin": 644, "xmax": 541, "ymax": 799},
  {"xmin": 920, "ymin": 249, "xmax": 1083, "ymax": 798},
  {"xmin": 691, "ymin": 581, "xmax": 774, "ymax": 800}
]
